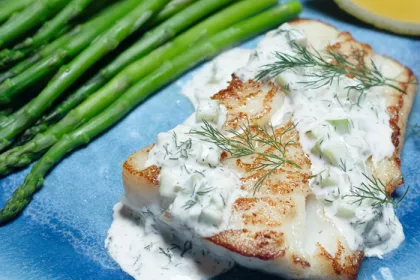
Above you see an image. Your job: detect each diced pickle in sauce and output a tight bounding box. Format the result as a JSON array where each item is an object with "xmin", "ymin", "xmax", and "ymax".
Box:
[{"xmin": 327, "ymin": 119, "xmax": 350, "ymax": 134}]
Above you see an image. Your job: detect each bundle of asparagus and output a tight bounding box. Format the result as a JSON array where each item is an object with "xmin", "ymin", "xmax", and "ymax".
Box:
[{"xmin": 0, "ymin": 0, "xmax": 301, "ymax": 224}]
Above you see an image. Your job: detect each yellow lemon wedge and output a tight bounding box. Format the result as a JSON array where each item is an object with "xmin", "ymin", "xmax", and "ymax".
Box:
[{"xmin": 334, "ymin": 0, "xmax": 420, "ymax": 36}]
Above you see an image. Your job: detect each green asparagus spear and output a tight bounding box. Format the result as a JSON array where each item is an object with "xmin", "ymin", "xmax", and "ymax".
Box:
[
  {"xmin": 0, "ymin": 0, "xmax": 33, "ymax": 23},
  {"xmin": 12, "ymin": 123, "xmax": 49, "ymax": 147},
  {"xmin": 0, "ymin": 26, "xmax": 71, "ymax": 70},
  {"xmin": 0, "ymin": 31, "xmax": 74, "ymax": 84},
  {"xmin": 0, "ymin": 0, "xmax": 68, "ymax": 48},
  {"xmin": 0, "ymin": 0, "xmax": 190, "ymax": 131},
  {"xmin": 0, "ymin": 108, "xmax": 12, "ymax": 125},
  {"xmin": 0, "ymin": 2, "xmax": 139, "ymax": 128},
  {"xmin": 0, "ymin": 0, "xmax": 169, "ymax": 148},
  {"xmin": 0, "ymin": 0, "xmax": 94, "ymax": 68},
  {"xmin": 12, "ymin": 0, "xmax": 236, "ymax": 144},
  {"xmin": 149, "ymin": 0, "xmax": 195, "ymax": 26},
  {"xmin": 0, "ymin": 0, "xmax": 143, "ymax": 107},
  {"xmin": 0, "ymin": 2, "xmax": 302, "ymax": 224},
  {"xmin": 0, "ymin": 0, "xmax": 278, "ymax": 175},
  {"xmin": 34, "ymin": 0, "xmax": 241, "ymax": 127},
  {"xmin": 0, "ymin": 0, "xmax": 186, "ymax": 130},
  {"xmin": 0, "ymin": 0, "xmax": 184, "ymax": 82},
  {"xmin": 16, "ymin": 0, "xmax": 93, "ymax": 50},
  {"xmin": 0, "ymin": 0, "xmax": 128, "ymax": 84}
]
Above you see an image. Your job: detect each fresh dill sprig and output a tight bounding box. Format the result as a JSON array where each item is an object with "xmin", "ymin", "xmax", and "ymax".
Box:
[
  {"xmin": 182, "ymin": 181, "xmax": 215, "ymax": 210},
  {"xmin": 255, "ymin": 41, "xmax": 319, "ymax": 81},
  {"xmin": 256, "ymin": 41, "xmax": 413, "ymax": 106},
  {"xmin": 190, "ymin": 120, "xmax": 301, "ymax": 194},
  {"xmin": 144, "ymin": 242, "xmax": 153, "ymax": 251},
  {"xmin": 309, "ymin": 169, "xmax": 325, "ymax": 179},
  {"xmin": 159, "ymin": 247, "xmax": 173, "ymax": 261},
  {"xmin": 251, "ymin": 123, "xmax": 300, "ymax": 193},
  {"xmin": 183, "ymin": 200, "xmax": 197, "ymax": 210},
  {"xmin": 346, "ymin": 173, "xmax": 409, "ymax": 208},
  {"xmin": 172, "ymin": 132, "xmax": 192, "ymax": 159},
  {"xmin": 253, "ymin": 168, "xmax": 277, "ymax": 194},
  {"xmin": 191, "ymin": 120, "xmax": 256, "ymax": 158},
  {"xmin": 219, "ymin": 194, "xmax": 226, "ymax": 206},
  {"xmin": 196, "ymin": 187, "xmax": 215, "ymax": 196},
  {"xmin": 338, "ymin": 158, "xmax": 347, "ymax": 172},
  {"xmin": 194, "ymin": 170, "xmax": 205, "ymax": 177}
]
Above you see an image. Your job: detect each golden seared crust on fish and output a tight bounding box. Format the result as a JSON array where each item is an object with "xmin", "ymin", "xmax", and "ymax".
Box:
[
  {"xmin": 122, "ymin": 145, "xmax": 161, "ymax": 208},
  {"xmin": 212, "ymin": 76, "xmax": 284, "ymax": 130},
  {"xmin": 122, "ymin": 19, "xmax": 416, "ymax": 280}
]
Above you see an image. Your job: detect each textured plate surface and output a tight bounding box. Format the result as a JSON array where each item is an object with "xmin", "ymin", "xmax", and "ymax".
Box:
[{"xmin": 1, "ymin": 1, "xmax": 419, "ymax": 279}]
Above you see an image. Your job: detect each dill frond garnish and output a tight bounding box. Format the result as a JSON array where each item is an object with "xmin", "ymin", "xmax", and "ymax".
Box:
[
  {"xmin": 256, "ymin": 41, "xmax": 413, "ymax": 106},
  {"xmin": 144, "ymin": 242, "xmax": 153, "ymax": 251},
  {"xmin": 159, "ymin": 247, "xmax": 173, "ymax": 261},
  {"xmin": 190, "ymin": 120, "xmax": 301, "ymax": 194},
  {"xmin": 345, "ymin": 173, "xmax": 409, "ymax": 208},
  {"xmin": 309, "ymin": 169, "xmax": 325, "ymax": 179},
  {"xmin": 194, "ymin": 170, "xmax": 205, "ymax": 177},
  {"xmin": 219, "ymin": 194, "xmax": 226, "ymax": 206},
  {"xmin": 172, "ymin": 132, "xmax": 192, "ymax": 159},
  {"xmin": 191, "ymin": 120, "xmax": 256, "ymax": 158},
  {"xmin": 183, "ymin": 200, "xmax": 197, "ymax": 210},
  {"xmin": 255, "ymin": 41, "xmax": 319, "ymax": 81},
  {"xmin": 338, "ymin": 158, "xmax": 347, "ymax": 172},
  {"xmin": 182, "ymin": 181, "xmax": 215, "ymax": 210},
  {"xmin": 196, "ymin": 187, "xmax": 215, "ymax": 196}
]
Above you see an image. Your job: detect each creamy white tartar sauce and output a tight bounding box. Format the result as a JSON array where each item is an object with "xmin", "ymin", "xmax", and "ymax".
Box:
[
  {"xmin": 106, "ymin": 49, "xmax": 249, "ymax": 279},
  {"xmin": 236, "ymin": 23, "xmax": 404, "ymax": 257},
  {"xmin": 106, "ymin": 23, "xmax": 405, "ymax": 279},
  {"xmin": 106, "ymin": 202, "xmax": 234, "ymax": 280}
]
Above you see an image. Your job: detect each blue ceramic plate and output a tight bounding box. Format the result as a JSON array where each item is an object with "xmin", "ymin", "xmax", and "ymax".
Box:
[{"xmin": 1, "ymin": 1, "xmax": 419, "ymax": 279}]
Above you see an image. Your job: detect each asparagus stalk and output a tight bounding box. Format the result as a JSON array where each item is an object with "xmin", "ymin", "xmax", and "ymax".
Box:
[
  {"xmin": 0, "ymin": 0, "xmax": 278, "ymax": 175},
  {"xmin": 0, "ymin": 0, "xmax": 33, "ymax": 23},
  {"xmin": 31, "ymin": 0, "xmax": 243, "ymax": 130},
  {"xmin": 0, "ymin": 0, "xmax": 169, "ymax": 151},
  {"xmin": 0, "ymin": 2, "xmax": 302, "ymax": 224},
  {"xmin": 0, "ymin": 0, "xmax": 69, "ymax": 48},
  {"xmin": 0, "ymin": 108, "xmax": 12, "ymax": 125},
  {"xmin": 12, "ymin": 123, "xmax": 49, "ymax": 147},
  {"xmin": 16, "ymin": 0, "xmax": 93, "ymax": 49},
  {"xmin": 0, "ymin": 0, "xmax": 94, "ymax": 68},
  {"xmin": 12, "ymin": 0, "xmax": 237, "ymax": 145},
  {"xmin": 0, "ymin": 0, "xmax": 129, "ymax": 84},
  {"xmin": 0, "ymin": 31, "xmax": 74, "ymax": 84},
  {"xmin": 0, "ymin": 0, "xmax": 169, "ymax": 149},
  {"xmin": 0, "ymin": 1, "xmax": 163, "ymax": 130},
  {"xmin": 3, "ymin": 0, "xmax": 197, "ymax": 139},
  {"xmin": 0, "ymin": 0, "xmax": 143, "ymax": 107},
  {"xmin": 0, "ymin": 1, "xmax": 193, "ymax": 132},
  {"xmin": 0, "ymin": 0, "xmax": 186, "ymax": 83},
  {"xmin": 0, "ymin": 28, "xmax": 72, "ymax": 71},
  {"xmin": 149, "ymin": 0, "xmax": 195, "ymax": 26}
]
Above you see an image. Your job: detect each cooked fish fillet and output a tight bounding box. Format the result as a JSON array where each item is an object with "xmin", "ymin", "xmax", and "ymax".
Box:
[
  {"xmin": 122, "ymin": 19, "xmax": 417, "ymax": 279},
  {"xmin": 123, "ymin": 84, "xmax": 363, "ymax": 279}
]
